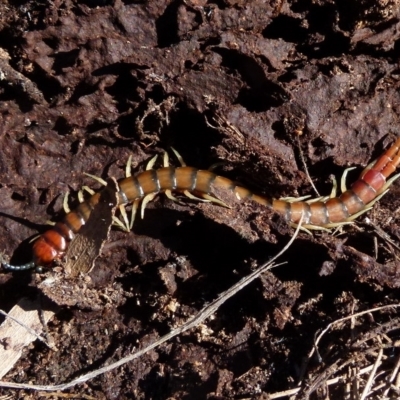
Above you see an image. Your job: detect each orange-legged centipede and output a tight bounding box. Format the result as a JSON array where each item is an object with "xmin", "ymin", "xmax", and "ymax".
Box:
[{"xmin": 2, "ymin": 138, "xmax": 400, "ymax": 271}]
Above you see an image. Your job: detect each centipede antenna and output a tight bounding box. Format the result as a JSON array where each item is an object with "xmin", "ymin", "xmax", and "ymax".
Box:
[
  {"xmin": 340, "ymin": 167, "xmax": 356, "ymax": 193},
  {"xmin": 126, "ymin": 155, "xmax": 133, "ymax": 178},
  {"xmin": 141, "ymin": 193, "xmax": 157, "ymax": 218},
  {"xmin": 84, "ymin": 173, "xmax": 107, "ymax": 186},
  {"xmin": 171, "ymin": 147, "xmax": 186, "ymax": 167},
  {"xmin": 63, "ymin": 193, "xmax": 71, "ymax": 213},
  {"xmin": 2, "ymin": 260, "xmax": 36, "ymax": 271},
  {"xmin": 29, "ymin": 234, "xmax": 41, "ymax": 243},
  {"xmin": 146, "ymin": 155, "xmax": 158, "ymax": 171}
]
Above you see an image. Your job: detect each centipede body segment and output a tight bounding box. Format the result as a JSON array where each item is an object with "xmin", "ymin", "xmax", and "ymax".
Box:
[{"xmin": 2, "ymin": 138, "xmax": 400, "ymax": 271}]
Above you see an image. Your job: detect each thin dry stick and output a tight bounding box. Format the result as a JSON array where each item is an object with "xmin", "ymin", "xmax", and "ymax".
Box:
[
  {"xmin": 296, "ymin": 135, "xmax": 320, "ymax": 197},
  {"xmin": 268, "ymin": 364, "xmax": 376, "ymax": 399},
  {"xmin": 360, "ymin": 347, "xmax": 383, "ymax": 400},
  {"xmin": 291, "ymin": 304, "xmax": 400, "ymax": 396},
  {"xmin": 38, "ymin": 392, "xmax": 97, "ymax": 399},
  {"xmin": 383, "ymin": 353, "xmax": 400, "ymax": 397},
  {"xmin": 351, "ymin": 366, "xmax": 359, "ymax": 400},
  {"xmin": 0, "ymin": 216, "xmax": 304, "ymax": 391},
  {"xmin": 309, "ymin": 304, "xmax": 400, "ymax": 363},
  {"xmin": 0, "ymin": 309, "xmax": 51, "ymax": 348},
  {"xmin": 343, "ymin": 366, "xmax": 351, "ymax": 400},
  {"xmin": 303, "ymin": 343, "xmax": 396, "ymax": 400},
  {"xmin": 362, "ymin": 218, "xmax": 400, "ymax": 253}
]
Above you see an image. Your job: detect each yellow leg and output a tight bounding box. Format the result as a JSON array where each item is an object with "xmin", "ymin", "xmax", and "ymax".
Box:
[
  {"xmin": 280, "ymin": 195, "xmax": 312, "ymax": 203},
  {"xmin": 63, "ymin": 193, "xmax": 71, "ymax": 213},
  {"xmin": 165, "ymin": 189, "xmax": 180, "ymax": 202},
  {"xmin": 146, "ymin": 155, "xmax": 158, "ymax": 170},
  {"xmin": 84, "ymin": 173, "xmax": 107, "ymax": 186},
  {"xmin": 171, "ymin": 147, "xmax": 186, "ymax": 167},
  {"xmin": 118, "ymin": 204, "xmax": 130, "ymax": 232},
  {"xmin": 183, "ymin": 190, "xmax": 211, "ymax": 202},
  {"xmin": 378, "ymin": 173, "xmax": 400, "ymax": 193},
  {"xmin": 141, "ymin": 193, "xmax": 157, "ymax": 219},
  {"xmin": 130, "ymin": 199, "xmax": 140, "ymax": 230},
  {"xmin": 340, "ymin": 166, "xmax": 357, "ymax": 193},
  {"xmin": 126, "ymin": 155, "xmax": 133, "ymax": 178}
]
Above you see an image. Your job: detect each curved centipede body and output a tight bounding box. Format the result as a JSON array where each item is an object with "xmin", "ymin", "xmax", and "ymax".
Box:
[{"xmin": 3, "ymin": 138, "xmax": 400, "ymax": 271}]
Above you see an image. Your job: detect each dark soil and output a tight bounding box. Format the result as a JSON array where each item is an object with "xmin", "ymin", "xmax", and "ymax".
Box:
[{"xmin": 2, "ymin": 1, "xmax": 400, "ymax": 399}]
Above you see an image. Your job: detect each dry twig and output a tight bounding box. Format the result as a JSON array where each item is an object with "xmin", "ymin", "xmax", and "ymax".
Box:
[{"xmin": 0, "ymin": 216, "xmax": 304, "ymax": 391}]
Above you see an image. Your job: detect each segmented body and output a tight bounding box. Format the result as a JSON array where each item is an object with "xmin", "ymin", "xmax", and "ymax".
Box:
[{"xmin": 3, "ymin": 138, "xmax": 400, "ymax": 271}]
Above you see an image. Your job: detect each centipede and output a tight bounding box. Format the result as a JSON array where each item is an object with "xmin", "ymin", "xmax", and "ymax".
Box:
[{"xmin": 2, "ymin": 138, "xmax": 400, "ymax": 271}]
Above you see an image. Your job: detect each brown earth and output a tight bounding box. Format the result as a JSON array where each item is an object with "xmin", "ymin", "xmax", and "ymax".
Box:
[{"xmin": 1, "ymin": 1, "xmax": 400, "ymax": 399}]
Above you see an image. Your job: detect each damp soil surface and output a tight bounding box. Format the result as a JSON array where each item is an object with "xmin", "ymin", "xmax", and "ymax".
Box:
[{"xmin": 2, "ymin": 1, "xmax": 400, "ymax": 399}]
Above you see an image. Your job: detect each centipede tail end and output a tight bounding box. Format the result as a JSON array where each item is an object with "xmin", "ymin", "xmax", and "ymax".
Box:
[{"xmin": 2, "ymin": 260, "xmax": 36, "ymax": 271}]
